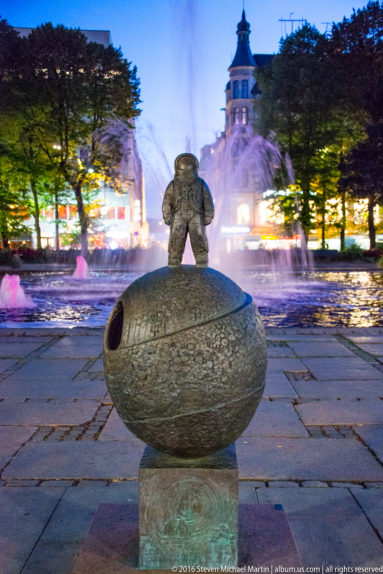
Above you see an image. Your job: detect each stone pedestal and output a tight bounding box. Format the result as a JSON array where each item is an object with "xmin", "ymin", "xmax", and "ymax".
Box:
[
  {"xmin": 72, "ymin": 502, "xmax": 302, "ymax": 574},
  {"xmin": 139, "ymin": 444, "xmax": 238, "ymax": 569}
]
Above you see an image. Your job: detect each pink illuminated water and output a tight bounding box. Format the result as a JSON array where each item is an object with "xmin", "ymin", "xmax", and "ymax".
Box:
[
  {"xmin": 72, "ymin": 256, "xmax": 89, "ymax": 279},
  {"xmin": 0, "ymin": 274, "xmax": 35, "ymax": 309}
]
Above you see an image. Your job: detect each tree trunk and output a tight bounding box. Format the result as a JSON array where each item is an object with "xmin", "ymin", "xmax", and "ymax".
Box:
[
  {"xmin": 30, "ymin": 181, "xmax": 41, "ymax": 249},
  {"xmin": 73, "ymin": 180, "xmax": 89, "ymax": 255},
  {"xmin": 321, "ymin": 187, "xmax": 327, "ymax": 249},
  {"xmin": 1, "ymin": 232, "xmax": 9, "ymax": 249},
  {"xmin": 54, "ymin": 188, "xmax": 60, "ymax": 251},
  {"xmin": 368, "ymin": 196, "xmax": 376, "ymax": 250},
  {"xmin": 301, "ymin": 187, "xmax": 311, "ymax": 242},
  {"xmin": 340, "ymin": 189, "xmax": 347, "ymax": 251}
]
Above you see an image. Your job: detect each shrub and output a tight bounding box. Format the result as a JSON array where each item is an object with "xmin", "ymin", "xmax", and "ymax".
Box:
[
  {"xmin": 16, "ymin": 247, "xmax": 48, "ymax": 263},
  {"xmin": 0, "ymin": 249, "xmax": 14, "ymax": 266}
]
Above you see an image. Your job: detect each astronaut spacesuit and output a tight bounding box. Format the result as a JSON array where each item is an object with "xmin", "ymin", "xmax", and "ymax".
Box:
[{"xmin": 162, "ymin": 153, "xmax": 215, "ymax": 267}]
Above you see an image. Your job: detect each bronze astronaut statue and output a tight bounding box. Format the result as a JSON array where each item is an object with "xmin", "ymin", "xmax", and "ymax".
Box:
[{"xmin": 162, "ymin": 153, "xmax": 215, "ymax": 267}]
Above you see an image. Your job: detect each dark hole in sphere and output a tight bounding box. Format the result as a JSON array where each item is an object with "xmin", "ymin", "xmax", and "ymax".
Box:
[{"xmin": 108, "ymin": 301, "xmax": 124, "ymax": 350}]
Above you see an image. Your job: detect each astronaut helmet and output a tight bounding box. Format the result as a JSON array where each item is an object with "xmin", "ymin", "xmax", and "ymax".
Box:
[{"xmin": 174, "ymin": 153, "xmax": 199, "ymax": 177}]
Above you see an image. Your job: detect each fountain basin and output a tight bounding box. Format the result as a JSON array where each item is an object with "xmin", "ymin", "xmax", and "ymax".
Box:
[{"xmin": 0, "ymin": 269, "xmax": 382, "ymax": 328}]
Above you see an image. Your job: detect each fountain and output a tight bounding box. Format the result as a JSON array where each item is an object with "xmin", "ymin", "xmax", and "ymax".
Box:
[
  {"xmin": 72, "ymin": 255, "xmax": 89, "ymax": 279},
  {"xmin": 0, "ymin": 274, "xmax": 35, "ymax": 309}
]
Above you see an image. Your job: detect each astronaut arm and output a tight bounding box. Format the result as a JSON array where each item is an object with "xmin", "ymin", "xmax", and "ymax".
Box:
[
  {"xmin": 202, "ymin": 180, "xmax": 215, "ymax": 225},
  {"xmin": 162, "ymin": 182, "xmax": 174, "ymax": 225}
]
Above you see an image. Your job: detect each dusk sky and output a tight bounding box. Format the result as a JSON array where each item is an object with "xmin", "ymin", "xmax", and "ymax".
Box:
[{"xmin": 1, "ymin": 0, "xmax": 369, "ymax": 216}]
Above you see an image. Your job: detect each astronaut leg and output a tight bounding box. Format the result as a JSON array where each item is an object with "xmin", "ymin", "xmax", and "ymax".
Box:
[
  {"xmin": 189, "ymin": 217, "xmax": 209, "ymax": 267},
  {"xmin": 168, "ymin": 215, "xmax": 188, "ymax": 266}
]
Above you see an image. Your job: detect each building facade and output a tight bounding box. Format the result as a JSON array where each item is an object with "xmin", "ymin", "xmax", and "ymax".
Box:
[
  {"xmin": 15, "ymin": 27, "xmax": 147, "ymax": 250},
  {"xmin": 199, "ymin": 12, "xmax": 273, "ymax": 251}
]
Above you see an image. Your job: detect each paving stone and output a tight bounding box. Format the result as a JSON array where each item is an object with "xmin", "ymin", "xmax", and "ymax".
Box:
[
  {"xmin": 3, "ymin": 440, "xmax": 145, "ymax": 480},
  {"xmin": 88, "ymin": 359, "xmax": 104, "ymax": 373},
  {"xmin": 242, "ymin": 399, "xmax": 309, "ymax": 437},
  {"xmin": 349, "ymin": 336, "xmax": 383, "ymax": 345},
  {"xmin": 21, "ymin": 484, "xmax": 138, "ymax": 574},
  {"xmin": 41, "ymin": 480, "xmax": 76, "ymax": 487},
  {"xmin": 0, "ymin": 377, "xmax": 107, "ymax": 399},
  {"xmin": 266, "ymin": 345, "xmax": 296, "ymax": 357},
  {"xmin": 257, "ymin": 487, "xmax": 383, "ymax": 567},
  {"xmin": 351, "ymin": 488, "xmax": 383, "ymax": 540},
  {"xmin": 296, "ymin": 400, "xmax": 383, "ymax": 426},
  {"xmin": 236, "ymin": 437, "xmax": 383, "ymax": 481},
  {"xmin": 0, "ymin": 341, "xmax": 46, "ymax": 357},
  {"xmin": 267, "ymin": 334, "xmax": 333, "ymax": 341},
  {"xmin": 302, "ymin": 357, "xmax": 383, "ymax": 380},
  {"xmin": 0, "ymin": 358, "xmax": 18, "ymax": 373},
  {"xmin": 354, "ymin": 425, "xmax": 383, "ymax": 463},
  {"xmin": 352, "ymin": 343, "xmax": 383, "ymax": 356},
  {"xmin": 267, "ymin": 357, "xmax": 308, "ymax": 375},
  {"xmin": 98, "ymin": 408, "xmax": 136, "ymax": 441},
  {"xmin": 330, "ymin": 482, "xmax": 363, "ymax": 488},
  {"xmin": 238, "ymin": 481, "xmax": 260, "ymax": 503},
  {"xmin": 263, "ymin": 373, "xmax": 298, "ymax": 398},
  {"xmin": 0, "ymin": 426, "xmax": 36, "ymax": 469},
  {"xmin": 77, "ymin": 480, "xmax": 109, "ymax": 486},
  {"xmin": 0, "ymin": 486, "xmax": 64, "ymax": 574},
  {"xmin": 291, "ymin": 379, "xmax": 383, "ymax": 399},
  {"xmin": 6, "ymin": 479, "xmax": 41, "ymax": 487},
  {"xmin": 0, "ymin": 398, "xmax": 99, "ymax": 426},
  {"xmin": 40, "ymin": 336, "xmax": 103, "ymax": 358},
  {"xmin": 268, "ymin": 481, "xmax": 300, "ymax": 487},
  {"xmin": 0, "ymin": 336, "xmax": 52, "ymax": 345},
  {"xmin": 301, "ymin": 481, "xmax": 329, "ymax": 487},
  {"xmin": 364, "ymin": 482, "xmax": 383, "ymax": 488},
  {"xmin": 289, "ymin": 341, "xmax": 355, "ymax": 357},
  {"xmin": 4, "ymin": 358, "xmax": 88, "ymax": 382}
]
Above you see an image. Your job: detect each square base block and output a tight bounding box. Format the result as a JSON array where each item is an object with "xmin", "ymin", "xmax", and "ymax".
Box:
[{"xmin": 139, "ymin": 445, "xmax": 239, "ymax": 569}]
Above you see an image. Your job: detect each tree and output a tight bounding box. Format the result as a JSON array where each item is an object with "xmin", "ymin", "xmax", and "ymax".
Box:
[
  {"xmin": 327, "ymin": 2, "xmax": 383, "ymax": 249},
  {"xmin": 256, "ymin": 25, "xmax": 339, "ymax": 239},
  {"xmin": 339, "ymin": 123, "xmax": 383, "ymax": 249},
  {"xmin": 21, "ymin": 24, "xmax": 140, "ymax": 254},
  {"xmin": 328, "ymin": 1, "xmax": 383, "ymax": 125}
]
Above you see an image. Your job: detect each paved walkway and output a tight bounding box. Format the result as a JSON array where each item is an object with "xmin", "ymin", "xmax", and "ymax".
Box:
[{"xmin": 0, "ymin": 326, "xmax": 382, "ymax": 573}]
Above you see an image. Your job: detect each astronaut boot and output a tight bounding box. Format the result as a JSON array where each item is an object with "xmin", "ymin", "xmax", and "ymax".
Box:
[
  {"xmin": 195, "ymin": 254, "xmax": 208, "ymax": 268},
  {"xmin": 168, "ymin": 257, "xmax": 181, "ymax": 268}
]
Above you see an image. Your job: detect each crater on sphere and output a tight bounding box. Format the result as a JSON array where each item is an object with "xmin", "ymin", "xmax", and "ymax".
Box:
[{"xmin": 103, "ymin": 265, "xmax": 267, "ymax": 458}]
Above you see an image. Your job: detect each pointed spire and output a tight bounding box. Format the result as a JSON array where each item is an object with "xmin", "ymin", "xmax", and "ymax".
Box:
[
  {"xmin": 238, "ymin": 10, "xmax": 250, "ymax": 32},
  {"xmin": 229, "ymin": 10, "xmax": 255, "ymax": 68}
]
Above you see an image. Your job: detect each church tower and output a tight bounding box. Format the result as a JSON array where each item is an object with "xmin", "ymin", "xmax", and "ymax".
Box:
[
  {"xmin": 199, "ymin": 11, "xmax": 273, "ymax": 250},
  {"xmin": 225, "ymin": 11, "xmax": 257, "ymax": 135}
]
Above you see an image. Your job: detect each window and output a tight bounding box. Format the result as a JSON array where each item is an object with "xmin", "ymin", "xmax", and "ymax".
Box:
[
  {"xmin": 234, "ymin": 107, "xmax": 240, "ymax": 125},
  {"xmin": 107, "ymin": 207, "xmax": 116, "ymax": 219},
  {"xmin": 237, "ymin": 203, "xmax": 250, "ymax": 225},
  {"xmin": 233, "ymin": 81, "xmax": 239, "ymax": 99},
  {"xmin": 242, "ymin": 80, "xmax": 248, "ymax": 98},
  {"xmin": 43, "ymin": 208, "xmax": 53, "ymax": 220},
  {"xmin": 69, "ymin": 206, "xmax": 77, "ymax": 220},
  {"xmin": 117, "ymin": 206, "xmax": 126, "ymax": 220},
  {"xmin": 58, "ymin": 205, "xmax": 67, "ymax": 220},
  {"xmin": 242, "ymin": 107, "xmax": 248, "ymax": 125}
]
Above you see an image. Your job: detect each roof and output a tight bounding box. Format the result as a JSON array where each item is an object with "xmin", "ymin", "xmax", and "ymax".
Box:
[
  {"xmin": 253, "ymin": 54, "xmax": 273, "ymax": 67},
  {"xmin": 229, "ymin": 10, "xmax": 256, "ymax": 68}
]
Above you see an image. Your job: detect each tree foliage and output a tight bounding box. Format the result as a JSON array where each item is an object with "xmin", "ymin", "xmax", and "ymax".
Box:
[
  {"xmin": 0, "ymin": 20, "xmax": 140, "ymax": 253},
  {"xmin": 255, "ymin": 2, "xmax": 383, "ymax": 247}
]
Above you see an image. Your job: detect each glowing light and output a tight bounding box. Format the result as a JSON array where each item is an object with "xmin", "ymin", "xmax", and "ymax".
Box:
[{"xmin": 221, "ymin": 225, "xmax": 251, "ymax": 235}]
